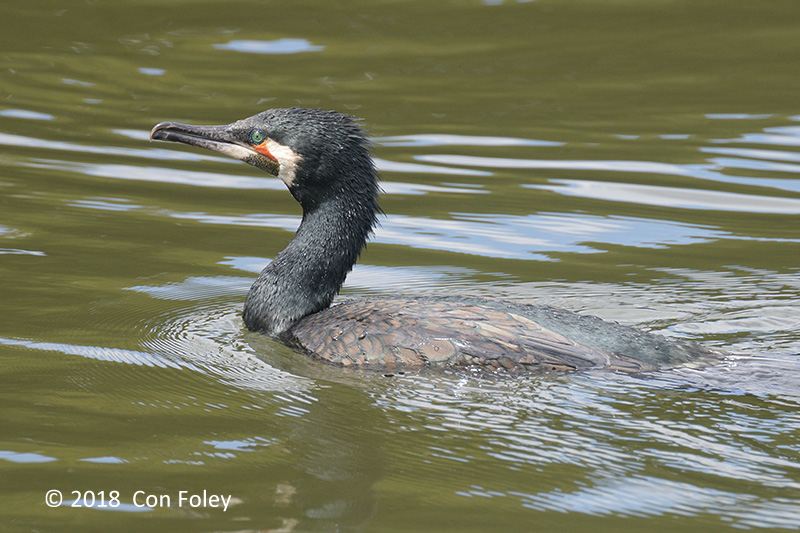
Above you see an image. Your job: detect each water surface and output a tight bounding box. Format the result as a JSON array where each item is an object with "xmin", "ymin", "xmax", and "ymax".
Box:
[{"xmin": 2, "ymin": 0, "xmax": 799, "ymax": 531}]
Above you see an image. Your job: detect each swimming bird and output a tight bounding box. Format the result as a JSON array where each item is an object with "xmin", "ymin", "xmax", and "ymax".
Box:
[{"xmin": 150, "ymin": 107, "xmax": 719, "ymax": 373}]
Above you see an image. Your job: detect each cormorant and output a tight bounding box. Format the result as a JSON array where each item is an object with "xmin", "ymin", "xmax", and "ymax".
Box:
[{"xmin": 150, "ymin": 107, "xmax": 719, "ymax": 373}]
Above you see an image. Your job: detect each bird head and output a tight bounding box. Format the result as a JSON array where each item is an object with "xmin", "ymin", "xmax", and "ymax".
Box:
[{"xmin": 150, "ymin": 107, "xmax": 376, "ymax": 209}]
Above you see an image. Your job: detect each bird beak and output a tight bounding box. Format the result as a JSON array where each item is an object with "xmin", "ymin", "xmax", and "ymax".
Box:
[
  {"xmin": 150, "ymin": 120, "xmax": 281, "ymax": 176},
  {"xmin": 149, "ymin": 121, "xmax": 256, "ymax": 161}
]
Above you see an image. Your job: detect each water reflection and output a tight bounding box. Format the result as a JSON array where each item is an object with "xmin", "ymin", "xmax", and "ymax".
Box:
[
  {"xmin": 0, "ymin": 335, "xmax": 190, "ymax": 369},
  {"xmin": 375, "ymin": 157, "xmax": 492, "ymax": 177},
  {"xmin": 0, "ymin": 131, "xmax": 231, "ymax": 163},
  {"xmin": 370, "ymin": 370, "xmax": 800, "ymax": 527},
  {"xmin": 377, "ymin": 133, "xmax": 562, "ymax": 147},
  {"xmin": 212, "ymin": 38, "xmax": 325, "ymax": 55},
  {"xmin": 417, "ymin": 153, "xmax": 695, "ymax": 175},
  {"xmin": 529, "ymin": 179, "xmax": 800, "ymax": 213},
  {"xmin": 377, "ymin": 211, "xmax": 730, "ymax": 259},
  {"xmin": 0, "ymin": 109, "xmax": 55, "ymax": 120},
  {"xmin": 152, "ymin": 207, "xmax": 734, "ymax": 260},
  {"xmin": 713, "ymin": 125, "xmax": 800, "ymax": 147}
]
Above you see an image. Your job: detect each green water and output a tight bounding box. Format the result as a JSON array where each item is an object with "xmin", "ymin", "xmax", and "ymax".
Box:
[{"xmin": 2, "ymin": 0, "xmax": 799, "ymax": 531}]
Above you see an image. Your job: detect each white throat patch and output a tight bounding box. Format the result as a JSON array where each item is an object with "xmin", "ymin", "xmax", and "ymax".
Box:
[{"xmin": 266, "ymin": 139, "xmax": 301, "ymax": 187}]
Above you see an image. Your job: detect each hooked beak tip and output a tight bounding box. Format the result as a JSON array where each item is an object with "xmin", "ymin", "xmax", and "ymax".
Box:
[{"xmin": 149, "ymin": 121, "xmax": 174, "ymax": 141}]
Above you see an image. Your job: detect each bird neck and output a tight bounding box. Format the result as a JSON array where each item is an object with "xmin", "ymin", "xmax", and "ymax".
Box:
[{"xmin": 243, "ymin": 186, "xmax": 379, "ymax": 336}]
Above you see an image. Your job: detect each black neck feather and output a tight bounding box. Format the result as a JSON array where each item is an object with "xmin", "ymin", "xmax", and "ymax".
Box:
[{"xmin": 243, "ymin": 170, "xmax": 380, "ymax": 336}]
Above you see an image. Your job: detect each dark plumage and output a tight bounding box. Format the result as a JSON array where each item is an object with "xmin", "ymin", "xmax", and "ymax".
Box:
[{"xmin": 150, "ymin": 107, "xmax": 720, "ymax": 373}]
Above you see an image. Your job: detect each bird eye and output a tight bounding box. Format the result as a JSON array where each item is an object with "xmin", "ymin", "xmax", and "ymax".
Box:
[{"xmin": 250, "ymin": 130, "xmax": 266, "ymax": 145}]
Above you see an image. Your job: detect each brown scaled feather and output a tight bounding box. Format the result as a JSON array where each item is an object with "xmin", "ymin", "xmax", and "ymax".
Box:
[{"xmin": 282, "ymin": 296, "xmax": 666, "ymax": 373}]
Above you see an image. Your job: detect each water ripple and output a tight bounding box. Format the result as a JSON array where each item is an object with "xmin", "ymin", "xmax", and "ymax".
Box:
[
  {"xmin": 0, "ymin": 109, "xmax": 55, "ymax": 120},
  {"xmin": 0, "ymin": 132, "xmax": 230, "ymax": 163},
  {"xmin": 369, "ymin": 369, "xmax": 800, "ymax": 527},
  {"xmin": 376, "ymin": 133, "xmax": 562, "ymax": 148},
  {"xmin": 212, "ymin": 38, "xmax": 324, "ymax": 54},
  {"xmin": 529, "ymin": 179, "xmax": 800, "ymax": 214}
]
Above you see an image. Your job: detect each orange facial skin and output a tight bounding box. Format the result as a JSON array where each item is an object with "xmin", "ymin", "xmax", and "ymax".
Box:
[{"xmin": 252, "ymin": 140, "xmax": 277, "ymax": 162}]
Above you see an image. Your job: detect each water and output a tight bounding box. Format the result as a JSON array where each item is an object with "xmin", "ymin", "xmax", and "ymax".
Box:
[{"xmin": 2, "ymin": 0, "xmax": 800, "ymax": 531}]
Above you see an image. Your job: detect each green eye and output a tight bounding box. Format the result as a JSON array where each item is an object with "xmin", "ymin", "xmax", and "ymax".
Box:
[{"xmin": 250, "ymin": 129, "xmax": 266, "ymax": 145}]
